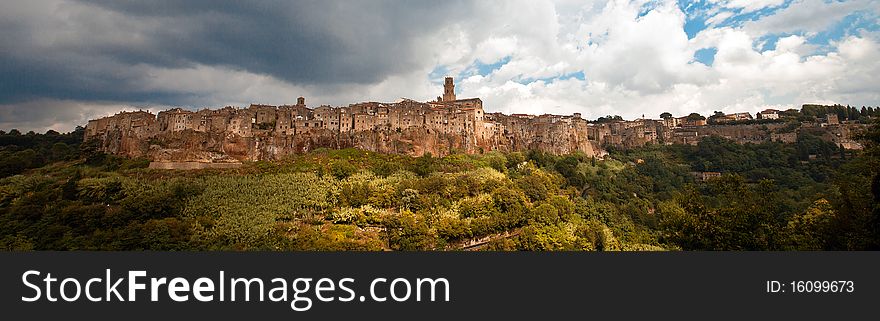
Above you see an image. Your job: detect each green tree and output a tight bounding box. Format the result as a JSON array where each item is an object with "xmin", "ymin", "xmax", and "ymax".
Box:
[
  {"xmin": 384, "ymin": 211, "xmax": 434, "ymax": 250},
  {"xmin": 330, "ymin": 160, "xmax": 357, "ymax": 179},
  {"xmin": 784, "ymin": 199, "xmax": 834, "ymax": 250},
  {"xmin": 413, "ymin": 153, "xmax": 435, "ymax": 177}
]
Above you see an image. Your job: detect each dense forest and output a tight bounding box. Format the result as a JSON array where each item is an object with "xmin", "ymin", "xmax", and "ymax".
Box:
[{"xmin": 1, "ymin": 119, "xmax": 878, "ymax": 251}]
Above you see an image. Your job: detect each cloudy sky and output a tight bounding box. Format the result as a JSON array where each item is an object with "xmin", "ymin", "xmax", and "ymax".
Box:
[{"xmin": 1, "ymin": 0, "xmax": 878, "ymax": 132}]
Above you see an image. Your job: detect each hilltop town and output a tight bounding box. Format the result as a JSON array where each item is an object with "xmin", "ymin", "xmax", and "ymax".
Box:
[
  {"xmin": 6, "ymin": 78, "xmax": 879, "ymax": 253},
  {"xmin": 84, "ymin": 77, "xmax": 871, "ymax": 166}
]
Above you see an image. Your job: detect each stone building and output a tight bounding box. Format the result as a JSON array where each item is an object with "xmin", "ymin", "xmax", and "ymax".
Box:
[
  {"xmin": 826, "ymin": 113, "xmax": 840, "ymax": 125},
  {"xmin": 758, "ymin": 109, "xmax": 780, "ymax": 120},
  {"xmin": 86, "ymin": 110, "xmax": 157, "ymax": 138}
]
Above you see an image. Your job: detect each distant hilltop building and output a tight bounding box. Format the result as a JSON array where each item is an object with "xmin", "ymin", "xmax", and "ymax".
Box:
[
  {"xmin": 712, "ymin": 112, "xmax": 754, "ymax": 123},
  {"xmin": 84, "ymin": 80, "xmax": 869, "ymax": 163},
  {"xmin": 758, "ymin": 109, "xmax": 780, "ymax": 120}
]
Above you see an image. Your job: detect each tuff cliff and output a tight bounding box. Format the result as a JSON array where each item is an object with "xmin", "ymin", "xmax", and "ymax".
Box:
[{"xmin": 87, "ymin": 118, "xmax": 601, "ymax": 162}]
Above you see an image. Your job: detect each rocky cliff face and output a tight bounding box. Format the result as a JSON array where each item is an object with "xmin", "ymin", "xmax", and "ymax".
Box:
[{"xmin": 91, "ymin": 126, "xmax": 602, "ymax": 162}]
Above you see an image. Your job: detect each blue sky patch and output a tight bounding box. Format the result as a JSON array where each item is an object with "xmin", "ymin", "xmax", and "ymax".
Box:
[
  {"xmin": 810, "ymin": 10, "xmax": 880, "ymax": 46},
  {"xmin": 758, "ymin": 34, "xmax": 782, "ymax": 52},
  {"xmin": 560, "ymin": 71, "xmax": 586, "ymax": 81},
  {"xmin": 694, "ymin": 47, "xmax": 718, "ymax": 65},
  {"xmin": 677, "ymin": 0, "xmax": 796, "ymax": 39},
  {"xmin": 473, "ymin": 56, "xmax": 511, "ymax": 77},
  {"xmin": 514, "ymin": 71, "xmax": 587, "ymax": 85},
  {"xmin": 428, "ymin": 65, "xmax": 451, "ymax": 83},
  {"xmin": 638, "ymin": 1, "xmax": 661, "ymax": 18},
  {"xmin": 679, "ymin": 0, "xmax": 709, "ymax": 39}
]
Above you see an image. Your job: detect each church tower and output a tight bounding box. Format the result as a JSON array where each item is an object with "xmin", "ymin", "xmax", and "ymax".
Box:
[{"xmin": 443, "ymin": 77, "xmax": 456, "ymax": 102}]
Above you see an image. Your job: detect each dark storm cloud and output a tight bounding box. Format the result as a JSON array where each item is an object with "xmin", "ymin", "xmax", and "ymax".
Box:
[{"xmin": 0, "ymin": 0, "xmax": 471, "ymax": 104}]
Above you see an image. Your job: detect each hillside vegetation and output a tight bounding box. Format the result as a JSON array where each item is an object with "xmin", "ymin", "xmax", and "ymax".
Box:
[{"xmin": 1, "ymin": 120, "xmax": 878, "ymax": 251}]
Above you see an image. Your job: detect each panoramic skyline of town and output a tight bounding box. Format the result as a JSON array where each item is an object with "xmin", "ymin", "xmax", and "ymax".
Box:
[
  {"xmin": 81, "ymin": 75, "xmax": 871, "ymax": 169},
  {"xmin": 1, "ymin": 0, "xmax": 878, "ymax": 133}
]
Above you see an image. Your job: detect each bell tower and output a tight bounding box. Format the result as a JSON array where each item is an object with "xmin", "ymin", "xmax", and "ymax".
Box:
[{"xmin": 443, "ymin": 77, "xmax": 456, "ymax": 102}]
